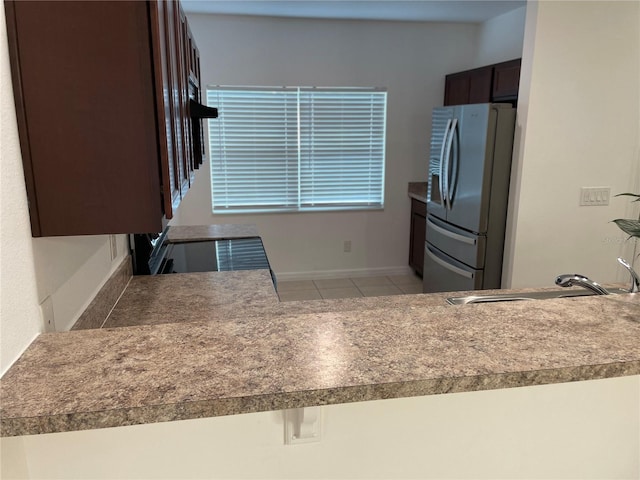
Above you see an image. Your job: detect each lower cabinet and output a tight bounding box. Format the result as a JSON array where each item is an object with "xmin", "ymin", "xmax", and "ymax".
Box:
[{"xmin": 409, "ymin": 199, "xmax": 427, "ymax": 277}]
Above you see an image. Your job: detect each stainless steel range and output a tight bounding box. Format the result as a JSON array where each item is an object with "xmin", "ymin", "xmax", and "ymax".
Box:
[{"xmin": 131, "ymin": 229, "xmax": 276, "ymax": 287}]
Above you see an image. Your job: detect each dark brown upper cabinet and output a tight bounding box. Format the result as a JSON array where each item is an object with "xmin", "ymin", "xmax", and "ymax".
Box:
[
  {"xmin": 491, "ymin": 59, "xmax": 521, "ymax": 101},
  {"xmin": 444, "ymin": 66, "xmax": 493, "ymax": 106},
  {"xmin": 5, "ymin": 0, "xmax": 204, "ymax": 236},
  {"xmin": 444, "ymin": 59, "xmax": 521, "ymax": 106}
]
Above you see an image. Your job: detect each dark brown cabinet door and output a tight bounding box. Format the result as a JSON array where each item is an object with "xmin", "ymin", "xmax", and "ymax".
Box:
[
  {"xmin": 468, "ymin": 67, "xmax": 493, "ymax": 104},
  {"xmin": 492, "ymin": 59, "xmax": 521, "ymax": 101},
  {"xmin": 444, "ymin": 66, "xmax": 492, "ymax": 106},
  {"xmin": 149, "ymin": 0, "xmax": 180, "ymax": 218},
  {"xmin": 409, "ymin": 199, "xmax": 426, "ymax": 276},
  {"xmin": 151, "ymin": 0, "xmax": 202, "ymax": 215},
  {"xmin": 444, "ymin": 72, "xmax": 470, "ymax": 106},
  {"xmin": 5, "ymin": 0, "xmax": 198, "ymax": 236},
  {"xmin": 176, "ymin": 6, "xmax": 194, "ymax": 183},
  {"xmin": 443, "ymin": 60, "xmax": 520, "ymax": 106}
]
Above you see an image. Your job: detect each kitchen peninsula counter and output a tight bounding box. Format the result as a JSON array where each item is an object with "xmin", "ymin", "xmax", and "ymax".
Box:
[
  {"xmin": 102, "ymin": 271, "xmax": 604, "ymax": 328},
  {"xmin": 1, "ymin": 285, "xmax": 639, "ymax": 437},
  {"xmin": 103, "ymin": 270, "xmax": 279, "ymax": 328},
  {"xmin": 103, "ymin": 269, "xmax": 478, "ymax": 329}
]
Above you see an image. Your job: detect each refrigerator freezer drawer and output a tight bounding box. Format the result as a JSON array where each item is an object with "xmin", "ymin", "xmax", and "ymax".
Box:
[
  {"xmin": 426, "ymin": 215, "xmax": 486, "ymax": 269},
  {"xmin": 423, "ymin": 243, "xmax": 484, "ymax": 293}
]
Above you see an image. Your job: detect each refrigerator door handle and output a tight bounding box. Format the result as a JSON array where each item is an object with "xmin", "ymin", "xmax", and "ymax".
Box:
[
  {"xmin": 438, "ymin": 119, "xmax": 452, "ymax": 205},
  {"xmin": 427, "ymin": 217, "xmax": 477, "ymax": 246},
  {"xmin": 426, "ymin": 244, "xmax": 475, "ymax": 279},
  {"xmin": 442, "ymin": 118, "xmax": 458, "ymax": 211},
  {"xmin": 448, "ymin": 118, "xmax": 459, "ymax": 207}
]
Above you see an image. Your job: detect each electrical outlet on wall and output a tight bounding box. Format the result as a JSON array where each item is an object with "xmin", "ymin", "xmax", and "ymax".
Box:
[
  {"xmin": 109, "ymin": 234, "xmax": 118, "ymax": 260},
  {"xmin": 343, "ymin": 240, "xmax": 352, "ymax": 253},
  {"xmin": 40, "ymin": 296, "xmax": 55, "ymax": 332}
]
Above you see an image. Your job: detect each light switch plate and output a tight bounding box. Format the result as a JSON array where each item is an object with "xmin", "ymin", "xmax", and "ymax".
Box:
[{"xmin": 580, "ymin": 187, "xmax": 610, "ymax": 206}]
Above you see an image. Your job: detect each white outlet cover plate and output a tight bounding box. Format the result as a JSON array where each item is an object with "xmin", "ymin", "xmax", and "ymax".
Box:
[{"xmin": 40, "ymin": 296, "xmax": 55, "ymax": 332}]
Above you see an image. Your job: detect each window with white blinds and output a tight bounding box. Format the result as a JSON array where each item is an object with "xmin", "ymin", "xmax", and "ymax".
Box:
[{"xmin": 207, "ymin": 86, "xmax": 387, "ymax": 213}]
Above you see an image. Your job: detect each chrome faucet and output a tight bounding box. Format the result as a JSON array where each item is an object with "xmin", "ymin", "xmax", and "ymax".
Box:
[
  {"xmin": 555, "ymin": 274, "xmax": 610, "ymax": 295},
  {"xmin": 617, "ymin": 257, "xmax": 640, "ymax": 293}
]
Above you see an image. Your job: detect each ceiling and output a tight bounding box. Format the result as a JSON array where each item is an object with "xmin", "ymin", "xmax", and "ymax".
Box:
[{"xmin": 180, "ymin": 0, "xmax": 527, "ymax": 24}]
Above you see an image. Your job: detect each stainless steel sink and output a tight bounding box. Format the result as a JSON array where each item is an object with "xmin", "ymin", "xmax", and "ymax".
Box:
[{"xmin": 446, "ymin": 288, "xmax": 629, "ymax": 305}]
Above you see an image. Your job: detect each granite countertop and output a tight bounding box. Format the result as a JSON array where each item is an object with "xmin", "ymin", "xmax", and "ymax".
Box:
[
  {"xmin": 104, "ymin": 270, "xmax": 278, "ymax": 328},
  {"xmin": 1, "ymin": 286, "xmax": 639, "ymax": 436},
  {"xmin": 408, "ymin": 182, "xmax": 427, "ymax": 202},
  {"xmin": 102, "ymin": 276, "xmax": 585, "ymax": 329},
  {"xmin": 167, "ymin": 224, "xmax": 259, "ymax": 243},
  {"xmin": 104, "ymin": 272, "xmax": 461, "ymax": 328}
]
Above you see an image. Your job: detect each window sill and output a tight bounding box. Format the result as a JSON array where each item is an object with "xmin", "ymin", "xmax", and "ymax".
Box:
[{"xmin": 212, "ymin": 205, "xmax": 385, "ymax": 215}]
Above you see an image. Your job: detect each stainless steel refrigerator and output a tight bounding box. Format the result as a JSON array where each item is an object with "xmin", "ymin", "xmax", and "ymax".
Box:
[{"xmin": 423, "ymin": 103, "xmax": 516, "ymax": 293}]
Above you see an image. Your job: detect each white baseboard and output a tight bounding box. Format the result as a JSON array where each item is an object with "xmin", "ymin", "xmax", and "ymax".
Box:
[{"xmin": 274, "ymin": 266, "xmax": 415, "ymax": 282}]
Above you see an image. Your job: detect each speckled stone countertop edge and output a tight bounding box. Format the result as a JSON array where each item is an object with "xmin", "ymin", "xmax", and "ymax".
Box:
[
  {"xmin": 167, "ymin": 224, "xmax": 260, "ymax": 243},
  {"xmin": 2, "ymin": 361, "xmax": 638, "ymax": 437}
]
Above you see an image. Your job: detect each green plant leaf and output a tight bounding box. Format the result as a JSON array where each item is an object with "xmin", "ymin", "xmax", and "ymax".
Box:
[
  {"xmin": 615, "ymin": 193, "xmax": 640, "ymax": 202},
  {"xmin": 612, "ymin": 219, "xmax": 640, "ymax": 238}
]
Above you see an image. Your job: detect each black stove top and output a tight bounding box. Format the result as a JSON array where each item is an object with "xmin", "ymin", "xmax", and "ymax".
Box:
[
  {"xmin": 132, "ymin": 229, "xmax": 273, "ymax": 284},
  {"xmin": 162, "ymin": 237, "xmax": 271, "ymax": 274}
]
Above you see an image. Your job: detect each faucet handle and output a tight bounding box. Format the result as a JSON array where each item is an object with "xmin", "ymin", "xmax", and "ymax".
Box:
[{"xmin": 617, "ymin": 258, "xmax": 640, "ymax": 293}]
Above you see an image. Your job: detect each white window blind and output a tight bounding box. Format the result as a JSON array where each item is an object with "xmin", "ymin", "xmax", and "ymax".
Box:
[{"xmin": 207, "ymin": 86, "xmax": 387, "ymax": 213}]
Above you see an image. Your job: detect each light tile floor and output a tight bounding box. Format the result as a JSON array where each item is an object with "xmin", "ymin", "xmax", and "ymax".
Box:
[{"xmin": 277, "ymin": 274, "xmax": 423, "ymax": 302}]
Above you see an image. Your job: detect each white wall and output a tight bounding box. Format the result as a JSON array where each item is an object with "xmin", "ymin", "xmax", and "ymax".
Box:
[
  {"xmin": 30, "ymin": 234, "xmax": 128, "ymax": 332},
  {"xmin": 474, "ymin": 6, "xmax": 526, "ymax": 67},
  {"xmin": 0, "ymin": 0, "xmax": 41, "ymax": 376},
  {"xmin": 0, "ymin": 2, "xmax": 130, "ymax": 374},
  {"xmin": 2, "ymin": 376, "xmax": 638, "ymax": 479},
  {"xmin": 172, "ymin": 15, "xmax": 481, "ymax": 279},
  {"xmin": 504, "ymin": 0, "xmax": 640, "ymax": 288}
]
